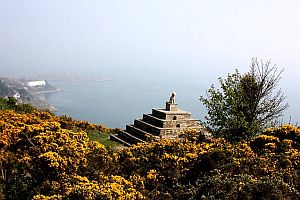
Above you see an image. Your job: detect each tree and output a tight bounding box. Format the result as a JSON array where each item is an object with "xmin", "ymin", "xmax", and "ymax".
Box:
[
  {"xmin": 200, "ymin": 58, "xmax": 288, "ymax": 141},
  {"xmin": 7, "ymin": 97, "xmax": 17, "ymax": 108}
]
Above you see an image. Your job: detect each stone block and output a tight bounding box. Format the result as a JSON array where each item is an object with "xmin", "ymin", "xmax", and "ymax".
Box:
[{"xmin": 166, "ymin": 102, "xmax": 178, "ymax": 111}]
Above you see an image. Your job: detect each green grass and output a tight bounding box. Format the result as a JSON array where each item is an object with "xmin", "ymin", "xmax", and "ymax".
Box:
[{"xmin": 88, "ymin": 131, "xmax": 122, "ymax": 149}]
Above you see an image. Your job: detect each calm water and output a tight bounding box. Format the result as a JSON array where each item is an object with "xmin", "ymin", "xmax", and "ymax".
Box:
[
  {"xmin": 38, "ymin": 72, "xmax": 300, "ymax": 129},
  {"xmin": 39, "ymin": 74, "xmax": 208, "ymax": 128}
]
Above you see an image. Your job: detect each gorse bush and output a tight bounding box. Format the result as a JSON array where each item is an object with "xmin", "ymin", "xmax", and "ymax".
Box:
[
  {"xmin": 0, "ymin": 110, "xmax": 139, "ymax": 199},
  {"xmin": 1, "ymin": 109, "xmax": 300, "ymax": 199}
]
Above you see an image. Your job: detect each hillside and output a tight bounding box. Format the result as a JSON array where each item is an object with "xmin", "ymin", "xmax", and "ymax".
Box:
[
  {"xmin": 1, "ymin": 108, "xmax": 300, "ymax": 199},
  {"xmin": 0, "ymin": 77, "xmax": 58, "ymax": 111}
]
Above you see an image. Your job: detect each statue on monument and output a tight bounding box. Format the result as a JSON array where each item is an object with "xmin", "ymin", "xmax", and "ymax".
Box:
[{"xmin": 169, "ymin": 92, "xmax": 176, "ymax": 104}]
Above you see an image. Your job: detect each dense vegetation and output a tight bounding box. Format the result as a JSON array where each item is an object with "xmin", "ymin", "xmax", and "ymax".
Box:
[
  {"xmin": 0, "ymin": 96, "xmax": 36, "ymax": 113},
  {"xmin": 1, "ymin": 108, "xmax": 300, "ymax": 199}
]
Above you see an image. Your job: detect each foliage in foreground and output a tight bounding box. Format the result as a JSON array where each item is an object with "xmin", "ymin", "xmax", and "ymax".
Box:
[
  {"xmin": 1, "ymin": 109, "xmax": 300, "ymax": 199},
  {"xmin": 0, "ymin": 109, "xmax": 141, "ymax": 199}
]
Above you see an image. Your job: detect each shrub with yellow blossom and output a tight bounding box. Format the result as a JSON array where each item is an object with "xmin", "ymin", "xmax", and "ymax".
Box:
[
  {"xmin": 0, "ymin": 109, "xmax": 111, "ymax": 199},
  {"xmin": 2, "ymin": 107, "xmax": 300, "ymax": 200}
]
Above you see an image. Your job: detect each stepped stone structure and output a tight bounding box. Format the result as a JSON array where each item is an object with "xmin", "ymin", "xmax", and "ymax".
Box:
[{"xmin": 110, "ymin": 93, "xmax": 203, "ymax": 146}]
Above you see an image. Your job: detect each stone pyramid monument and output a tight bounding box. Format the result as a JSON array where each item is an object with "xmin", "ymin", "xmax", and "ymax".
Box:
[{"xmin": 110, "ymin": 92, "xmax": 203, "ymax": 146}]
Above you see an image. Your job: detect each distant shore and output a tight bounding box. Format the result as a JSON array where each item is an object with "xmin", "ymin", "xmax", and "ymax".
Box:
[
  {"xmin": 31, "ymin": 88, "xmax": 62, "ymax": 112},
  {"xmin": 32, "ymin": 88, "xmax": 62, "ymax": 95}
]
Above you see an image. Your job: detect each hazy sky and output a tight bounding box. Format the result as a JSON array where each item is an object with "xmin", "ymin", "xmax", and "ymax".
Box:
[
  {"xmin": 1, "ymin": 0, "xmax": 300, "ymax": 77},
  {"xmin": 1, "ymin": 0, "xmax": 300, "ymax": 124}
]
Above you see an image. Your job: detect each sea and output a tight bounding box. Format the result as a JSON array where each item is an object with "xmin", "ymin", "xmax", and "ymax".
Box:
[
  {"xmin": 37, "ymin": 74, "xmax": 209, "ymax": 128},
  {"xmin": 36, "ymin": 71, "xmax": 300, "ymax": 129}
]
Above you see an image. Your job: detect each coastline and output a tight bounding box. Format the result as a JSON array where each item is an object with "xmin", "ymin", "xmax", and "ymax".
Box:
[
  {"xmin": 32, "ymin": 88, "xmax": 62, "ymax": 95},
  {"xmin": 31, "ymin": 88, "xmax": 62, "ymax": 112}
]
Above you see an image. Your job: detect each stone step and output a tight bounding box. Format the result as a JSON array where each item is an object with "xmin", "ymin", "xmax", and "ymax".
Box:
[
  {"xmin": 109, "ymin": 134, "xmax": 131, "ymax": 147},
  {"xmin": 142, "ymin": 114, "xmax": 165, "ymax": 128},
  {"xmin": 152, "ymin": 108, "xmax": 192, "ymax": 120},
  {"xmin": 126, "ymin": 124, "xmax": 152, "ymax": 140},
  {"xmin": 134, "ymin": 119, "xmax": 186, "ymax": 135},
  {"xmin": 118, "ymin": 130, "xmax": 145, "ymax": 144},
  {"xmin": 110, "ymin": 125, "xmax": 203, "ymax": 146},
  {"xmin": 134, "ymin": 119, "xmax": 162, "ymax": 135},
  {"xmin": 135, "ymin": 118, "xmax": 204, "ymax": 135},
  {"xmin": 151, "ymin": 108, "xmax": 167, "ymax": 119},
  {"xmin": 143, "ymin": 114, "xmax": 202, "ymax": 129}
]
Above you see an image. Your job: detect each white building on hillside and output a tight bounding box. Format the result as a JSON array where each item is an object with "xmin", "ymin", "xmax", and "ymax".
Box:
[{"xmin": 27, "ymin": 80, "xmax": 46, "ymax": 87}]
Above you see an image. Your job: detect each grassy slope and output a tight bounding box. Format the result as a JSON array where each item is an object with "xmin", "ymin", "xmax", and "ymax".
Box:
[{"xmin": 88, "ymin": 131, "xmax": 122, "ymax": 149}]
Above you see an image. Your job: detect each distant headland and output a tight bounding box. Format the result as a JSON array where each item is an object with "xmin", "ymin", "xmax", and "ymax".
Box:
[
  {"xmin": 13, "ymin": 73, "xmax": 113, "ymax": 82},
  {"xmin": 0, "ymin": 77, "xmax": 61, "ymax": 111}
]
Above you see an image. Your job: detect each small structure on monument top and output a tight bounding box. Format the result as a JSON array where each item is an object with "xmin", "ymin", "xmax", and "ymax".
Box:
[{"xmin": 110, "ymin": 92, "xmax": 203, "ymax": 146}]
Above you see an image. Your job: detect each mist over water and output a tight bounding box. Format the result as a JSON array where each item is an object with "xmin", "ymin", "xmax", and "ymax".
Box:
[
  {"xmin": 31, "ymin": 65, "xmax": 299, "ymax": 129},
  {"xmin": 36, "ymin": 69, "xmax": 208, "ymax": 128},
  {"xmin": 1, "ymin": 1, "xmax": 300, "ymax": 127}
]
